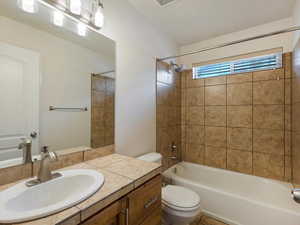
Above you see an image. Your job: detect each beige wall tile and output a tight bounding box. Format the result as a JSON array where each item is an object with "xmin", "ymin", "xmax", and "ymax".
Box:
[
  {"xmin": 253, "ymin": 105, "xmax": 284, "ymax": 130},
  {"xmin": 186, "ymin": 70, "xmax": 204, "ymax": 87},
  {"xmin": 284, "ymin": 53, "xmax": 292, "ymax": 78},
  {"xmin": 285, "ymin": 156, "xmax": 292, "ymax": 182},
  {"xmin": 157, "ymin": 84, "xmax": 170, "ymax": 105},
  {"xmin": 253, "ymin": 153, "xmax": 284, "ymax": 180},
  {"xmin": 253, "ymin": 68, "xmax": 284, "ymax": 81},
  {"xmin": 253, "ymin": 80, "xmax": 284, "ymax": 104},
  {"xmin": 187, "ymin": 87, "xmax": 205, "ymax": 106},
  {"xmin": 84, "ymin": 145, "xmax": 114, "ymax": 161},
  {"xmin": 187, "ymin": 106, "xmax": 205, "ymax": 125},
  {"xmin": 205, "ymin": 146, "xmax": 226, "ymax": 169},
  {"xmin": 92, "ymin": 91, "xmax": 105, "ymax": 108},
  {"xmin": 285, "ymin": 131, "xmax": 291, "ymax": 156},
  {"xmin": 292, "ymin": 76, "xmax": 300, "ymax": 103},
  {"xmin": 181, "ymin": 71, "xmax": 187, "ymax": 89},
  {"xmin": 205, "ymin": 106, "xmax": 226, "ymax": 127},
  {"xmin": 227, "ymin": 106, "xmax": 252, "ymax": 128},
  {"xmin": 253, "ymin": 129, "xmax": 284, "ymax": 155},
  {"xmin": 0, "ymin": 163, "xmax": 32, "ymax": 186},
  {"xmin": 285, "ymin": 104, "xmax": 291, "ymax": 131},
  {"xmin": 227, "ymin": 72, "xmax": 252, "ymax": 84},
  {"xmin": 205, "ymin": 85, "xmax": 226, "ymax": 106},
  {"xmin": 285, "ymin": 79, "xmax": 291, "ymax": 104},
  {"xmin": 227, "ymin": 149, "xmax": 252, "ymax": 174},
  {"xmin": 292, "ymin": 102, "xmax": 300, "ymax": 132},
  {"xmin": 205, "ymin": 126, "xmax": 227, "ymax": 148},
  {"xmin": 227, "ymin": 128, "xmax": 252, "ymax": 151},
  {"xmin": 92, "ymin": 76, "xmax": 106, "ymax": 91},
  {"xmin": 181, "ymin": 89, "xmax": 186, "ymax": 107},
  {"xmin": 227, "ymin": 82, "xmax": 252, "ymax": 105},
  {"xmin": 186, "ymin": 125, "xmax": 205, "ymax": 145},
  {"xmin": 185, "ymin": 144, "xmax": 205, "ymax": 164},
  {"xmin": 33, "ymin": 152, "xmax": 84, "ymax": 176},
  {"xmin": 205, "ymin": 76, "xmax": 226, "ymax": 86}
]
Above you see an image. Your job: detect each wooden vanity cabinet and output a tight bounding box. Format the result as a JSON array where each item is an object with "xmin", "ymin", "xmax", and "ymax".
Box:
[
  {"xmin": 127, "ymin": 175, "xmax": 161, "ymax": 225},
  {"xmin": 81, "ymin": 175, "xmax": 162, "ymax": 225},
  {"xmin": 80, "ymin": 198, "xmax": 127, "ymax": 225}
]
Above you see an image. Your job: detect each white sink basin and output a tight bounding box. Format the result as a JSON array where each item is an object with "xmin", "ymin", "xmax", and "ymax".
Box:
[{"xmin": 0, "ymin": 169, "xmax": 104, "ymax": 223}]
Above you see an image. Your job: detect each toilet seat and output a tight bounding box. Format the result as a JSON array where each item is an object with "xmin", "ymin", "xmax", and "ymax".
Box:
[{"xmin": 162, "ymin": 185, "xmax": 201, "ymax": 212}]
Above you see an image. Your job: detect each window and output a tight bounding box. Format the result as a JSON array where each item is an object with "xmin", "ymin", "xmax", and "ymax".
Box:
[{"xmin": 193, "ymin": 53, "xmax": 282, "ymax": 79}]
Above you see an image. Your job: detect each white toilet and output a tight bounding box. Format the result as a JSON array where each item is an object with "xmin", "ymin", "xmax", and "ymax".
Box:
[{"xmin": 137, "ymin": 153, "xmax": 201, "ymax": 225}]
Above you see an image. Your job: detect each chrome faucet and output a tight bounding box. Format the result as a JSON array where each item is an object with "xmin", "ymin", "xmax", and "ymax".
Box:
[
  {"xmin": 168, "ymin": 142, "xmax": 178, "ymax": 160},
  {"xmin": 25, "ymin": 146, "xmax": 61, "ymax": 187},
  {"xmin": 18, "ymin": 138, "xmax": 32, "ymax": 164},
  {"xmin": 38, "ymin": 146, "xmax": 61, "ymax": 183},
  {"xmin": 292, "ymin": 189, "xmax": 300, "ymax": 203}
]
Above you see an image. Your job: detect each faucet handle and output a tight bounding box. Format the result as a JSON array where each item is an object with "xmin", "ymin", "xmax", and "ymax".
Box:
[
  {"xmin": 41, "ymin": 146, "xmax": 50, "ymax": 153},
  {"xmin": 41, "ymin": 146, "xmax": 58, "ymax": 161}
]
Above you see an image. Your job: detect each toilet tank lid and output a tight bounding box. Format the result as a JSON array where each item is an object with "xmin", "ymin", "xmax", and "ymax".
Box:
[{"xmin": 137, "ymin": 152, "xmax": 162, "ymax": 162}]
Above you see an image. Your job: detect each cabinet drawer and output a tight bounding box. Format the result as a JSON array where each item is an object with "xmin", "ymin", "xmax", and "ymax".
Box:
[{"xmin": 127, "ymin": 175, "xmax": 162, "ymax": 225}]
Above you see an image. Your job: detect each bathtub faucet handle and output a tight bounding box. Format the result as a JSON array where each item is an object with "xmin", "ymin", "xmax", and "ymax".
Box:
[{"xmin": 291, "ymin": 189, "xmax": 300, "ymax": 203}]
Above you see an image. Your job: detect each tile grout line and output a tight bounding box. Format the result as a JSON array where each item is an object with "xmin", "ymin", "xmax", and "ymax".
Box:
[
  {"xmin": 203, "ymin": 78, "xmax": 206, "ymax": 165},
  {"xmin": 225, "ymin": 75, "xmax": 228, "ymax": 169},
  {"xmin": 283, "ymin": 54, "xmax": 286, "ymax": 181},
  {"xmin": 251, "ymin": 72, "xmax": 254, "ymax": 175}
]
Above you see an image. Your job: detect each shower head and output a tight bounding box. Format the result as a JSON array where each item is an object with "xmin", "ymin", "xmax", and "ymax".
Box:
[{"xmin": 170, "ymin": 61, "xmax": 184, "ymax": 73}]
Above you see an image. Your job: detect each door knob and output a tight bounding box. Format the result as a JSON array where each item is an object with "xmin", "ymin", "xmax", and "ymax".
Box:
[{"xmin": 30, "ymin": 132, "xmax": 38, "ymax": 138}]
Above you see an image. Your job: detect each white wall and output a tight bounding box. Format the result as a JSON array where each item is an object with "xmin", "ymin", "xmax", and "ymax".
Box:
[
  {"xmin": 179, "ymin": 18, "xmax": 294, "ymax": 69},
  {"xmin": 97, "ymin": 0, "xmax": 178, "ymax": 157},
  {"xmin": 293, "ymin": 0, "xmax": 300, "ymax": 47},
  {"xmin": 0, "ymin": 16, "xmax": 113, "ymax": 151}
]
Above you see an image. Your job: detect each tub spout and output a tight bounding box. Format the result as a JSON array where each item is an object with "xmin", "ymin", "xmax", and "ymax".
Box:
[{"xmin": 291, "ymin": 189, "xmax": 300, "ymax": 203}]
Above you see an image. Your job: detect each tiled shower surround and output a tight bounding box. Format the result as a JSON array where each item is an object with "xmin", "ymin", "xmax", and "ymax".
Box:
[
  {"xmin": 157, "ymin": 62, "xmax": 181, "ymax": 170},
  {"xmin": 292, "ymin": 42, "xmax": 300, "ymax": 184},
  {"xmin": 91, "ymin": 75, "xmax": 115, "ymax": 148},
  {"xmin": 181, "ymin": 53, "xmax": 292, "ymax": 181},
  {"xmin": 157, "ymin": 53, "xmax": 293, "ymax": 182}
]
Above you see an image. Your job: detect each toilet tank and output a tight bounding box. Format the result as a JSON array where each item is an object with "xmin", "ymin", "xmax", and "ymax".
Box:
[{"xmin": 137, "ymin": 152, "xmax": 162, "ymax": 164}]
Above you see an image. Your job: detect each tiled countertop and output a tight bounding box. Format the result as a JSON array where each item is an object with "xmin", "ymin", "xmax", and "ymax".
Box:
[{"xmin": 0, "ymin": 154, "xmax": 161, "ymax": 225}]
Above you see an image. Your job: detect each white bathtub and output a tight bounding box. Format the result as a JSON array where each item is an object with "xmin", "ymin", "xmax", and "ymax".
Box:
[{"xmin": 163, "ymin": 162, "xmax": 300, "ymax": 225}]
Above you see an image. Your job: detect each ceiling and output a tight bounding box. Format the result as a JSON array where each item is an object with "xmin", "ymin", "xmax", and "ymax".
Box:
[{"xmin": 128, "ymin": 0, "xmax": 296, "ymax": 46}]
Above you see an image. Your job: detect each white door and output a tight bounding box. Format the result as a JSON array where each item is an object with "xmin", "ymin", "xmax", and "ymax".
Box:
[{"xmin": 0, "ymin": 42, "xmax": 39, "ymax": 166}]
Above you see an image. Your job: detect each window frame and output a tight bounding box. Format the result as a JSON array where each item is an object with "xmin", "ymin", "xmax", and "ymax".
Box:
[{"xmin": 192, "ymin": 52, "xmax": 283, "ymax": 79}]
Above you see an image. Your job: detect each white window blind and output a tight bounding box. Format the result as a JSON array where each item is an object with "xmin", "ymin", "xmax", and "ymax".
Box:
[{"xmin": 193, "ymin": 53, "xmax": 282, "ymax": 79}]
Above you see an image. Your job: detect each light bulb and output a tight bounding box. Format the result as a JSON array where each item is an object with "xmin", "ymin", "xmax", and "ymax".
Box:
[
  {"xmin": 77, "ymin": 23, "xmax": 87, "ymax": 36},
  {"xmin": 18, "ymin": 0, "xmax": 38, "ymax": 13},
  {"xmin": 70, "ymin": 0, "xmax": 82, "ymax": 15},
  {"xmin": 94, "ymin": 5, "xmax": 104, "ymax": 28},
  {"xmin": 53, "ymin": 11, "xmax": 64, "ymax": 27}
]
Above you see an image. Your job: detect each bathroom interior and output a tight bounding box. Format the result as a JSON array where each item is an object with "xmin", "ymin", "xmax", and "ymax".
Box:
[{"xmin": 1, "ymin": 0, "xmax": 300, "ymax": 225}]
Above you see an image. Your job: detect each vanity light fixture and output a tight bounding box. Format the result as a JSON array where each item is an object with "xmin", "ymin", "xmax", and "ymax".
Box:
[
  {"xmin": 18, "ymin": 0, "xmax": 105, "ymax": 37},
  {"xmin": 77, "ymin": 22, "xmax": 87, "ymax": 36},
  {"xmin": 93, "ymin": 1, "xmax": 104, "ymax": 28},
  {"xmin": 53, "ymin": 10, "xmax": 64, "ymax": 27},
  {"xmin": 18, "ymin": 0, "xmax": 38, "ymax": 13},
  {"xmin": 69, "ymin": 0, "xmax": 82, "ymax": 15}
]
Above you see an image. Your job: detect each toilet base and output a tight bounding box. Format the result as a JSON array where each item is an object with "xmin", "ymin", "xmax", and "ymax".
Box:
[{"xmin": 162, "ymin": 204, "xmax": 201, "ymax": 225}]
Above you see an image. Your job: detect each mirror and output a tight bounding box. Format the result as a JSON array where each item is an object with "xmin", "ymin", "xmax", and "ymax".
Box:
[{"xmin": 0, "ymin": 0, "xmax": 115, "ymax": 168}]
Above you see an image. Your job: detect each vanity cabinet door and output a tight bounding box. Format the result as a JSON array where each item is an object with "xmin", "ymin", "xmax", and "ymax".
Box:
[
  {"xmin": 139, "ymin": 207, "xmax": 161, "ymax": 225},
  {"xmin": 81, "ymin": 198, "xmax": 127, "ymax": 225},
  {"xmin": 127, "ymin": 175, "xmax": 162, "ymax": 225}
]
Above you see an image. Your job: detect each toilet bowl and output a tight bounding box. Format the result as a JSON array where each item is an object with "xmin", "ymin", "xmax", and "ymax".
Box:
[{"xmin": 137, "ymin": 153, "xmax": 201, "ymax": 225}]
